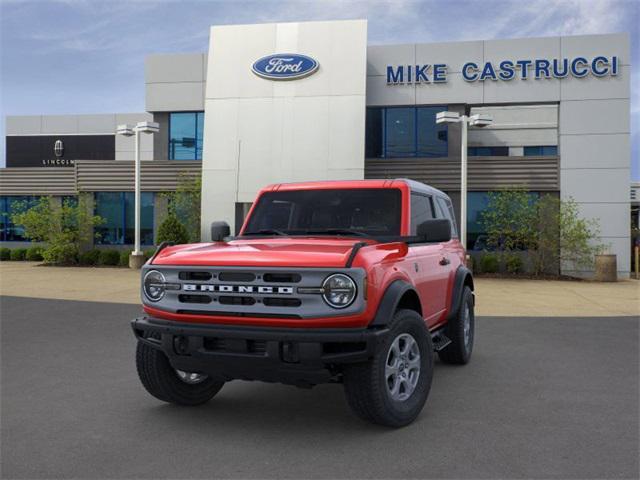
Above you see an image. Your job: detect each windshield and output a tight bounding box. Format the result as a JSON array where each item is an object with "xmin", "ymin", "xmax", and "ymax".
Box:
[{"xmin": 243, "ymin": 188, "xmax": 402, "ymax": 237}]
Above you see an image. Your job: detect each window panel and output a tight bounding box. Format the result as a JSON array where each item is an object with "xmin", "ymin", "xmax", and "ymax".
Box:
[
  {"xmin": 124, "ymin": 193, "xmax": 154, "ymax": 245},
  {"xmin": 169, "ymin": 112, "xmax": 203, "ymax": 160},
  {"xmin": 365, "ymin": 106, "xmax": 448, "ymax": 158},
  {"xmin": 436, "ymin": 197, "xmax": 458, "ymax": 238},
  {"xmin": 95, "ymin": 192, "xmax": 154, "ymax": 245},
  {"xmin": 365, "ymin": 108, "xmax": 383, "ymax": 158},
  {"xmin": 468, "ymin": 146, "xmax": 508, "ymax": 156},
  {"xmin": 417, "ymin": 107, "xmax": 448, "ymax": 157},
  {"xmin": 410, "ymin": 193, "xmax": 434, "ymax": 235},
  {"xmin": 385, "ymin": 108, "xmax": 415, "ymax": 157},
  {"xmin": 524, "ymin": 145, "xmax": 558, "ymax": 156},
  {"xmin": 95, "ymin": 192, "xmax": 124, "ymax": 245},
  {"xmin": 0, "ymin": 196, "xmax": 38, "ymax": 242},
  {"xmin": 196, "ymin": 112, "xmax": 205, "ymax": 160}
]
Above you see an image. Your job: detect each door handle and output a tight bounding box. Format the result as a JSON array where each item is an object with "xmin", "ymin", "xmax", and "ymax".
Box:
[{"xmin": 439, "ymin": 256, "xmax": 450, "ymax": 266}]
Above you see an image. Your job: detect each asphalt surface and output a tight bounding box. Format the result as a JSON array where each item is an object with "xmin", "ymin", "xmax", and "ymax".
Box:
[{"xmin": 1, "ymin": 296, "xmax": 638, "ymax": 479}]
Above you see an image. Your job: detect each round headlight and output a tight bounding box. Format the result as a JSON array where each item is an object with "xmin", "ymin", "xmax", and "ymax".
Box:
[
  {"xmin": 143, "ymin": 270, "xmax": 166, "ymax": 302},
  {"xmin": 322, "ymin": 273, "xmax": 357, "ymax": 309}
]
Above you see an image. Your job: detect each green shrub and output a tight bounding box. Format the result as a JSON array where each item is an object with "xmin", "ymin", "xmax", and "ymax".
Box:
[
  {"xmin": 25, "ymin": 246, "xmax": 44, "ymax": 261},
  {"xmin": 143, "ymin": 248, "xmax": 156, "ymax": 260},
  {"xmin": 11, "ymin": 196, "xmax": 103, "ymax": 265},
  {"xmin": 10, "ymin": 248, "xmax": 27, "ymax": 261},
  {"xmin": 99, "ymin": 250, "xmax": 121, "ymax": 266},
  {"xmin": 79, "ymin": 249, "xmax": 101, "ymax": 265},
  {"xmin": 157, "ymin": 214, "xmax": 189, "ymax": 245},
  {"xmin": 479, "ymin": 253, "xmax": 499, "ymax": 274},
  {"xmin": 505, "ymin": 253, "xmax": 524, "ymax": 274},
  {"xmin": 0, "ymin": 248, "xmax": 10, "ymax": 261},
  {"xmin": 119, "ymin": 250, "xmax": 130, "ymax": 267},
  {"xmin": 43, "ymin": 244, "xmax": 79, "ymax": 265}
]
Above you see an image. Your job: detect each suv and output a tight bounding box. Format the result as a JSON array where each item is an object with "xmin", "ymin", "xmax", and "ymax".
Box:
[{"xmin": 132, "ymin": 179, "xmax": 474, "ymax": 427}]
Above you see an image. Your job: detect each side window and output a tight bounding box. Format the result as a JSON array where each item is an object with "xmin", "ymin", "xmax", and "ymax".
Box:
[
  {"xmin": 436, "ymin": 197, "xmax": 458, "ymax": 238},
  {"xmin": 410, "ymin": 193, "xmax": 434, "ymax": 234}
]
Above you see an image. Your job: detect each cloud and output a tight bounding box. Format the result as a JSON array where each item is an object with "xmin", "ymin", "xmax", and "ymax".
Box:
[{"xmin": 1, "ymin": 0, "xmax": 638, "ymax": 175}]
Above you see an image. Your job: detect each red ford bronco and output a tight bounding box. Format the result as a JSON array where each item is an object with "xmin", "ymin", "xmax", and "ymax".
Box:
[{"xmin": 132, "ymin": 179, "xmax": 474, "ymax": 427}]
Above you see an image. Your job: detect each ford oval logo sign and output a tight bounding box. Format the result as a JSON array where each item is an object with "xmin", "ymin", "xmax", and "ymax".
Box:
[{"xmin": 252, "ymin": 53, "xmax": 319, "ymax": 80}]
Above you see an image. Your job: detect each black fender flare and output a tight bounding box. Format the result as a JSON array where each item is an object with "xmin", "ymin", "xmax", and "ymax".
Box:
[
  {"xmin": 370, "ymin": 280, "xmax": 419, "ymax": 327},
  {"xmin": 446, "ymin": 266, "xmax": 474, "ymax": 321}
]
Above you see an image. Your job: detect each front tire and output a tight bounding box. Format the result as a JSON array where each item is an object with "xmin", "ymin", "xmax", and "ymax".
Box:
[
  {"xmin": 343, "ymin": 309, "xmax": 434, "ymax": 427},
  {"xmin": 438, "ymin": 286, "xmax": 474, "ymax": 364},
  {"xmin": 136, "ymin": 339, "xmax": 224, "ymax": 406}
]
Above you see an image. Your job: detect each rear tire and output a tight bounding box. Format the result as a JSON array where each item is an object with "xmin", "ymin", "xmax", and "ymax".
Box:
[
  {"xmin": 136, "ymin": 338, "xmax": 224, "ymax": 406},
  {"xmin": 438, "ymin": 286, "xmax": 474, "ymax": 364},
  {"xmin": 343, "ymin": 309, "xmax": 433, "ymax": 427}
]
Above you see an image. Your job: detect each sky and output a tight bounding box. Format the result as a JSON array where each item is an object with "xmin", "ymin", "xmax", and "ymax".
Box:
[{"xmin": 1, "ymin": 0, "xmax": 638, "ymax": 178}]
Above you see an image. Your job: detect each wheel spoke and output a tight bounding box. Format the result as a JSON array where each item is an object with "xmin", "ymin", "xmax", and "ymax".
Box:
[{"xmin": 385, "ymin": 332, "xmax": 421, "ymax": 402}]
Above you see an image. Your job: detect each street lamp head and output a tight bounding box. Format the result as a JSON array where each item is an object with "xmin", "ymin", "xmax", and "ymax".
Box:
[
  {"xmin": 436, "ymin": 111, "xmax": 461, "ymax": 124},
  {"xmin": 135, "ymin": 121, "xmax": 160, "ymax": 134},
  {"xmin": 469, "ymin": 114, "xmax": 493, "ymax": 127},
  {"xmin": 116, "ymin": 124, "xmax": 135, "ymax": 137}
]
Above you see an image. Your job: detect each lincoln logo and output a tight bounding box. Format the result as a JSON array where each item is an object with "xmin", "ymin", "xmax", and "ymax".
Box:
[
  {"xmin": 54, "ymin": 139, "xmax": 64, "ymax": 158},
  {"xmin": 252, "ymin": 53, "xmax": 319, "ymax": 80},
  {"xmin": 183, "ymin": 284, "xmax": 293, "ymax": 294}
]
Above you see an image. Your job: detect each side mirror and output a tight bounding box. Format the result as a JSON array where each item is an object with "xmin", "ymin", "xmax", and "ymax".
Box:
[
  {"xmin": 210, "ymin": 221, "xmax": 230, "ymax": 242},
  {"xmin": 417, "ymin": 219, "xmax": 451, "ymax": 243}
]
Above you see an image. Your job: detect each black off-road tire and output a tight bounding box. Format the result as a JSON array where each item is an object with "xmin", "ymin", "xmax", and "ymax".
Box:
[
  {"xmin": 136, "ymin": 338, "xmax": 224, "ymax": 406},
  {"xmin": 438, "ymin": 286, "xmax": 474, "ymax": 365},
  {"xmin": 343, "ymin": 309, "xmax": 434, "ymax": 427}
]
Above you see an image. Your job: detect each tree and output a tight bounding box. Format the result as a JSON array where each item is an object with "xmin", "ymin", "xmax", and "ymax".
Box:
[
  {"xmin": 163, "ymin": 173, "xmax": 201, "ymax": 243},
  {"xmin": 481, "ymin": 189, "xmax": 605, "ymax": 276},
  {"xmin": 480, "ymin": 188, "xmax": 537, "ymax": 252},
  {"xmin": 157, "ymin": 213, "xmax": 190, "ymax": 245},
  {"xmin": 11, "ymin": 197, "xmax": 104, "ymax": 265}
]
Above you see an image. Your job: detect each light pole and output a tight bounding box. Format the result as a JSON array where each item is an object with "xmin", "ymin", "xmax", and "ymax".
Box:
[
  {"xmin": 436, "ymin": 111, "xmax": 492, "ymax": 249},
  {"xmin": 116, "ymin": 121, "xmax": 159, "ymax": 268}
]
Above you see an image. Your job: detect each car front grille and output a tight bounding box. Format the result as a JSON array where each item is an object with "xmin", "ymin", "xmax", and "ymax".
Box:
[{"xmin": 143, "ymin": 266, "xmax": 366, "ymax": 319}]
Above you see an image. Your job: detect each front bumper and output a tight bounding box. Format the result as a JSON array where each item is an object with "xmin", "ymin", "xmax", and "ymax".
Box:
[{"xmin": 131, "ymin": 316, "xmax": 389, "ymax": 386}]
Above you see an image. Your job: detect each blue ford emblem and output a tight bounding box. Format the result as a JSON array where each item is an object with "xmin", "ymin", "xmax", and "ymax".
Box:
[{"xmin": 252, "ymin": 53, "xmax": 319, "ymax": 80}]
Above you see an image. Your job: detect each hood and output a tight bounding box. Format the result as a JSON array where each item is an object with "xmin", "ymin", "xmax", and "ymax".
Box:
[{"xmin": 151, "ymin": 237, "xmax": 376, "ymax": 268}]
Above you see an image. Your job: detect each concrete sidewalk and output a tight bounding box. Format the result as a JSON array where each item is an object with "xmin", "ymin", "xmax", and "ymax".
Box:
[{"xmin": 0, "ymin": 262, "xmax": 638, "ymax": 317}]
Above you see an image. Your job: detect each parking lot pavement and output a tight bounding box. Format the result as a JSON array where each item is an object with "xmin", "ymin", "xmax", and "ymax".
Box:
[{"xmin": 1, "ymin": 296, "xmax": 638, "ymax": 479}]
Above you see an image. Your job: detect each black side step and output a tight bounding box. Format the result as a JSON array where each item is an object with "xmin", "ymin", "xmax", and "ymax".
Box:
[{"xmin": 431, "ymin": 332, "xmax": 452, "ymax": 352}]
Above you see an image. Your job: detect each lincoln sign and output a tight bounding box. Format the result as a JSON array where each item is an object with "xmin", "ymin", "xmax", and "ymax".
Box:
[{"xmin": 386, "ymin": 55, "xmax": 621, "ymax": 84}]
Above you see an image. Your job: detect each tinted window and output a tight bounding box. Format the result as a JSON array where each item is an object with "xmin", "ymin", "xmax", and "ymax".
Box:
[
  {"xmin": 410, "ymin": 193, "xmax": 434, "ymax": 235},
  {"xmin": 524, "ymin": 145, "xmax": 558, "ymax": 156},
  {"xmin": 386, "ymin": 108, "xmax": 415, "ymax": 157},
  {"xmin": 436, "ymin": 197, "xmax": 458, "ymax": 238},
  {"xmin": 244, "ymin": 189, "xmax": 402, "ymax": 236},
  {"xmin": 169, "ymin": 112, "xmax": 204, "ymax": 160},
  {"xmin": 364, "ymin": 106, "xmax": 448, "ymax": 158},
  {"xmin": 0, "ymin": 196, "xmax": 39, "ymax": 242},
  {"xmin": 95, "ymin": 192, "xmax": 154, "ymax": 245},
  {"xmin": 468, "ymin": 146, "xmax": 509, "ymax": 156},
  {"xmin": 416, "ymin": 107, "xmax": 448, "ymax": 157},
  {"xmin": 365, "ymin": 108, "xmax": 383, "ymax": 158}
]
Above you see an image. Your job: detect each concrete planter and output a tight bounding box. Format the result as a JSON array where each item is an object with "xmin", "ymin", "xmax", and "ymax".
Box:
[{"xmin": 594, "ymin": 254, "xmax": 617, "ymax": 282}]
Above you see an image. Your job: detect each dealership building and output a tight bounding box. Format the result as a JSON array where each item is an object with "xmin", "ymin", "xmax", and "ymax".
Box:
[{"xmin": 0, "ymin": 20, "xmax": 632, "ymax": 277}]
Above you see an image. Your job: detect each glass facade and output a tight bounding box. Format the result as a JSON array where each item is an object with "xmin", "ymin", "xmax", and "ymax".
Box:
[
  {"xmin": 95, "ymin": 192, "xmax": 154, "ymax": 245},
  {"xmin": 0, "ymin": 196, "xmax": 39, "ymax": 242},
  {"xmin": 365, "ymin": 106, "xmax": 448, "ymax": 158},
  {"xmin": 524, "ymin": 145, "xmax": 558, "ymax": 156},
  {"xmin": 169, "ymin": 112, "xmax": 204, "ymax": 160}
]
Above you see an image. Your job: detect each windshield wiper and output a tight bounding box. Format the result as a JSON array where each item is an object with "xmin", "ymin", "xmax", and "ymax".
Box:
[
  {"xmin": 242, "ymin": 229, "xmax": 289, "ymax": 236},
  {"xmin": 303, "ymin": 229, "xmax": 369, "ymax": 237}
]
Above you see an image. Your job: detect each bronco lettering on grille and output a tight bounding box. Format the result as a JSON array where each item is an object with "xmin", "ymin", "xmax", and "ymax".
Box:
[{"xmin": 182, "ymin": 284, "xmax": 294, "ymax": 295}]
